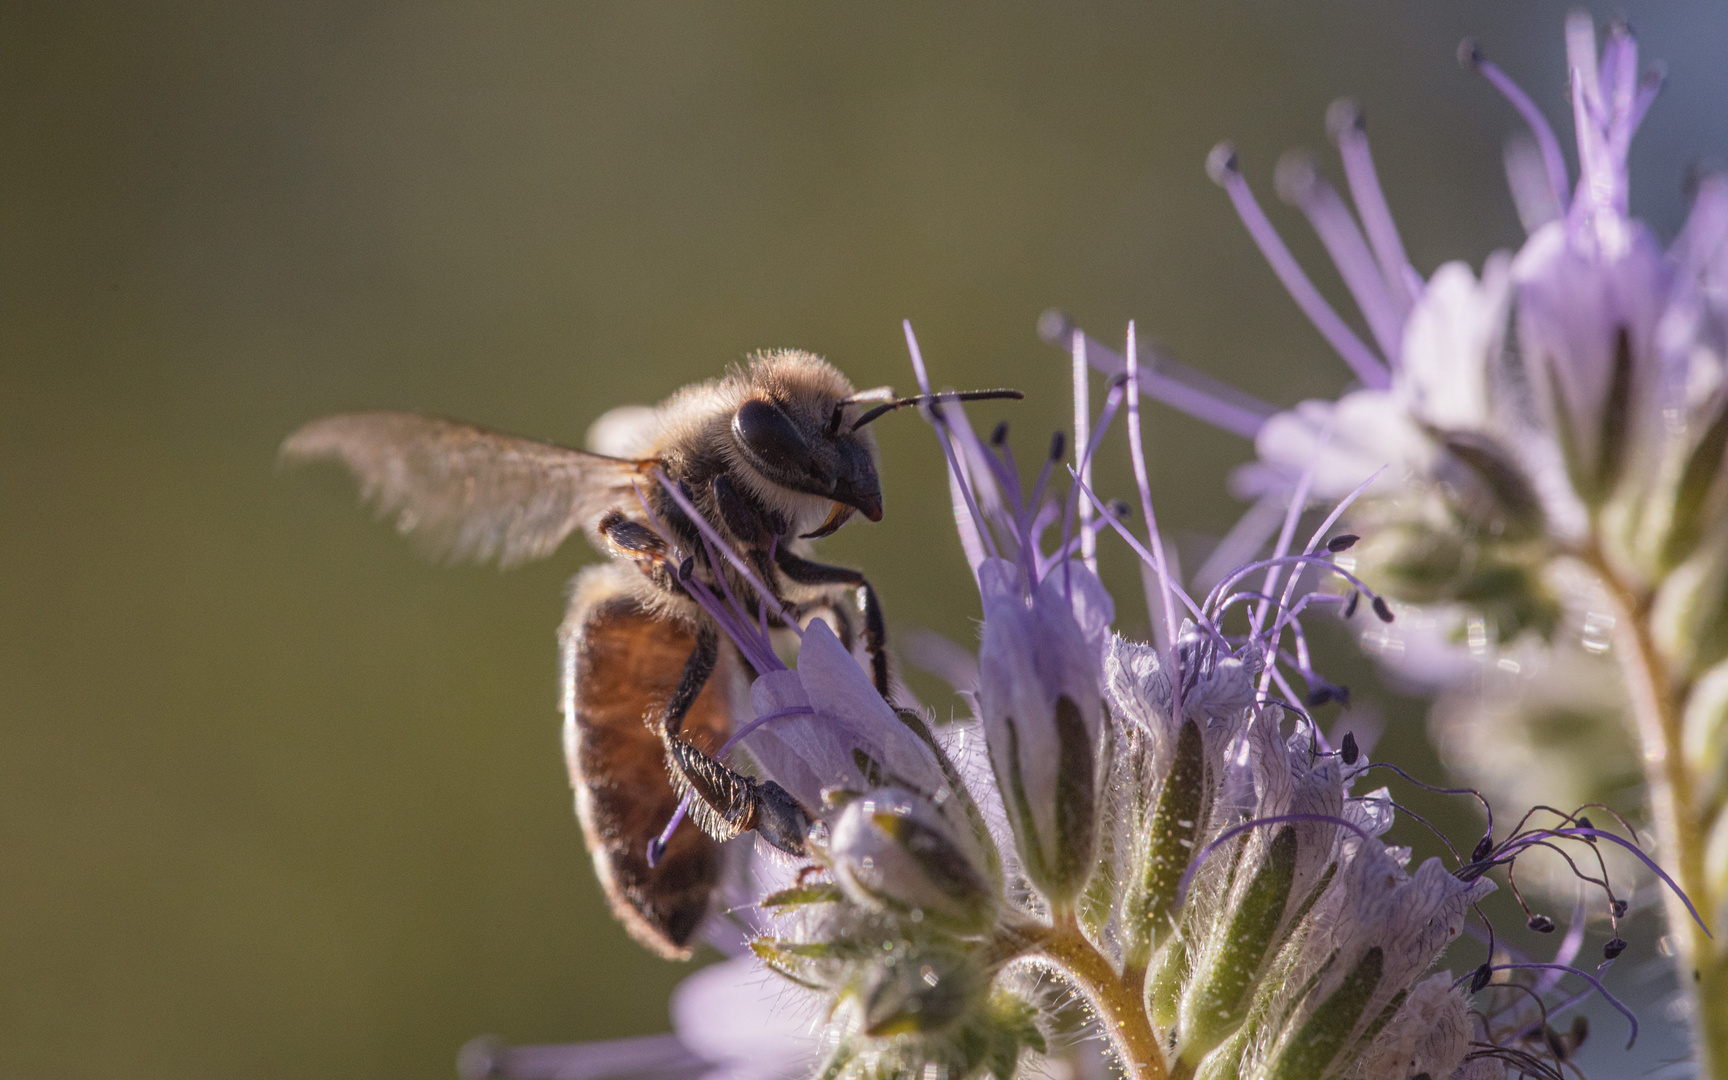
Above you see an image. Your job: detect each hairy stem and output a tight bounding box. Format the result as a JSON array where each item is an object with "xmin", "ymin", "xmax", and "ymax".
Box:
[
  {"xmin": 1033, "ymin": 916, "xmax": 1169, "ymax": 1080},
  {"xmin": 1584, "ymin": 544, "xmax": 1722, "ymax": 1074}
]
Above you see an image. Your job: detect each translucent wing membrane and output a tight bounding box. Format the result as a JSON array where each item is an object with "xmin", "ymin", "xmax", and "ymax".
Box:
[{"xmin": 282, "ymin": 412, "xmax": 646, "ymax": 567}]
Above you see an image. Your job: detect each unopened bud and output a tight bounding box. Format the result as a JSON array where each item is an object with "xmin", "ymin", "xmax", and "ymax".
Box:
[
  {"xmin": 854, "ymin": 949, "xmax": 979, "ymax": 1037},
  {"xmin": 827, "ymin": 787, "xmax": 993, "ymax": 930}
]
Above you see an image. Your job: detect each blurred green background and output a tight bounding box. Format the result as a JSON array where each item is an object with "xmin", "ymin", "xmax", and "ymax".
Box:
[{"xmin": 5, "ymin": 3, "xmax": 1726, "ymax": 1077}]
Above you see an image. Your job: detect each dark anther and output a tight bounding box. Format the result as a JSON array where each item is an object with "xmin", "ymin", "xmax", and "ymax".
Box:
[
  {"xmin": 1457, "ymin": 37, "xmax": 1484, "ymax": 70},
  {"xmin": 1306, "ymin": 687, "xmax": 1335, "ymax": 708},
  {"xmin": 1611, "ymin": 898, "xmax": 1629, "ymax": 919},
  {"xmin": 1544, "ymin": 1026, "xmax": 1569, "ymax": 1060},
  {"xmin": 1604, "ymin": 937, "xmax": 1628, "ymax": 960},
  {"xmin": 1470, "ymin": 962, "xmax": 1493, "ymax": 993},
  {"xmin": 1471, "ymin": 835, "xmax": 1495, "ymax": 862},
  {"xmin": 1372, "ymin": 596, "xmax": 1395, "ymax": 623},
  {"xmin": 1108, "ymin": 373, "xmax": 1130, "ymax": 391},
  {"xmin": 1109, "ymin": 499, "xmax": 1132, "ymax": 520},
  {"xmin": 1577, "ymin": 815, "xmax": 1597, "ymax": 842},
  {"xmin": 1327, "ymin": 533, "xmax": 1360, "ymax": 553},
  {"xmin": 677, "ymin": 556, "xmax": 696, "ymax": 582},
  {"xmin": 1344, "ymin": 590, "xmax": 1360, "ymax": 618},
  {"xmin": 990, "ymin": 420, "xmax": 1010, "ymax": 446},
  {"xmin": 1341, "ymin": 731, "xmax": 1360, "ymax": 766},
  {"xmin": 1528, "ymin": 914, "xmax": 1556, "ymax": 933},
  {"xmin": 1048, "ymin": 431, "xmax": 1067, "ymax": 461}
]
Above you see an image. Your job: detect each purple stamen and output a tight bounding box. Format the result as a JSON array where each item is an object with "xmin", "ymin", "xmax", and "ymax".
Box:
[
  {"xmin": 1326, "ymin": 99, "xmax": 1418, "ymax": 320},
  {"xmin": 1460, "ymin": 40, "xmax": 1571, "ymax": 214},
  {"xmin": 1207, "ymin": 142, "xmax": 1391, "ymax": 389},
  {"xmin": 1041, "ymin": 313, "xmax": 1275, "ymax": 440},
  {"xmin": 1356, "ymin": 762, "xmax": 1495, "ymax": 838},
  {"xmin": 944, "ymin": 400, "xmax": 1014, "ymax": 534},
  {"xmin": 721, "ymin": 704, "xmax": 818, "ymax": 758},
  {"xmin": 654, "ymin": 470, "xmax": 799, "ymax": 632},
  {"xmin": 1533, "ymin": 892, "xmax": 1589, "ymax": 995},
  {"xmin": 1265, "ymin": 467, "xmax": 1385, "ymax": 650},
  {"xmin": 1073, "ymin": 330, "xmax": 1096, "ymax": 574},
  {"xmin": 1455, "ymin": 962, "xmax": 1637, "ymax": 1049},
  {"xmin": 943, "ymin": 400, "xmax": 1035, "ymax": 581},
  {"xmin": 1173, "ymin": 812, "xmax": 1373, "ymax": 908},
  {"xmin": 1059, "ymin": 378, "xmax": 1127, "ymax": 597},
  {"xmin": 646, "ymin": 796, "xmax": 691, "ymax": 867},
  {"xmin": 1503, "ymin": 134, "xmax": 1563, "ymax": 233},
  {"xmin": 1193, "ymin": 493, "xmax": 1288, "ymax": 594},
  {"xmin": 699, "ymin": 531, "xmax": 755, "ymax": 630},
  {"xmin": 1251, "ymin": 413, "xmax": 1330, "ymax": 644},
  {"xmin": 1565, "ymin": 13, "xmax": 1602, "ymax": 116},
  {"xmin": 1269, "ymin": 666, "xmax": 1312, "ymax": 725},
  {"xmin": 1275, "ymin": 149, "xmax": 1407, "ymax": 364},
  {"xmin": 905, "ymin": 320, "xmax": 998, "ymax": 576},
  {"xmin": 1073, "ymin": 477, "xmax": 1211, "ymax": 630},
  {"xmin": 1478, "ymin": 827, "xmax": 1709, "ymax": 935},
  {"xmin": 629, "ymin": 481, "xmax": 783, "ymax": 675},
  {"xmin": 1599, "ymin": 19, "xmax": 1637, "ymax": 127},
  {"xmin": 1210, "ymin": 555, "xmax": 1385, "ymax": 630},
  {"xmin": 1126, "ymin": 322, "xmax": 1182, "ymax": 664},
  {"xmin": 681, "ymin": 572, "xmax": 779, "ymax": 676}
]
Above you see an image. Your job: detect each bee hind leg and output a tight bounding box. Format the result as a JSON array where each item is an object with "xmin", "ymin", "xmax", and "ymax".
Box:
[{"xmin": 658, "ymin": 627, "xmax": 812, "ymax": 857}]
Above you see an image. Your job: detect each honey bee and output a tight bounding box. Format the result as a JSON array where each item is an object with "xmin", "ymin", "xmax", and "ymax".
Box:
[{"xmin": 283, "ymin": 350, "xmax": 1018, "ymax": 959}]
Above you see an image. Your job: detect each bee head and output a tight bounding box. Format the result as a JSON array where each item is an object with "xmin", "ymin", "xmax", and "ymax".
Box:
[{"xmin": 730, "ymin": 395, "xmax": 884, "ymax": 532}]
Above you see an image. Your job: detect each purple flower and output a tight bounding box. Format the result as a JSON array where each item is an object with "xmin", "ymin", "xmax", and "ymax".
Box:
[
  {"xmin": 459, "ymin": 956, "xmax": 819, "ymax": 1080},
  {"xmin": 742, "ymin": 617, "xmax": 947, "ymax": 813},
  {"xmin": 976, "ymin": 555, "xmax": 1113, "ymax": 908}
]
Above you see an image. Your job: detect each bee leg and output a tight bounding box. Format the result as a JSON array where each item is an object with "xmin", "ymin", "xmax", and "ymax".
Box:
[
  {"xmin": 709, "ymin": 474, "xmax": 786, "ymax": 599},
  {"xmin": 773, "ymin": 549, "xmax": 890, "ymax": 699},
  {"xmin": 659, "ymin": 628, "xmax": 812, "ymax": 857}
]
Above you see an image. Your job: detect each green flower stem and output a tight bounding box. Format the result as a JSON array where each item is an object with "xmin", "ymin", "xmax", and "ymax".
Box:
[
  {"xmin": 1020, "ymin": 915, "xmax": 1169, "ymax": 1080},
  {"xmin": 1584, "ymin": 544, "xmax": 1722, "ymax": 1074}
]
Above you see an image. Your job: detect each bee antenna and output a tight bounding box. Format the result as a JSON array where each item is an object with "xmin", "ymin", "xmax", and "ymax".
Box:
[{"xmin": 850, "ymin": 388, "xmax": 1024, "ymax": 431}]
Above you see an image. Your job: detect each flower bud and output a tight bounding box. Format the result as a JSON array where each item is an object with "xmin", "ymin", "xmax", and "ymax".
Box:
[
  {"xmin": 1178, "ymin": 826, "xmax": 1300, "ymax": 1059},
  {"xmin": 826, "ymin": 787, "xmax": 994, "ymax": 931},
  {"xmin": 1511, "ymin": 218, "xmax": 1667, "ymax": 506},
  {"xmin": 850, "ymin": 948, "xmax": 981, "ymax": 1037},
  {"xmin": 976, "ymin": 558, "xmax": 1112, "ymax": 909}
]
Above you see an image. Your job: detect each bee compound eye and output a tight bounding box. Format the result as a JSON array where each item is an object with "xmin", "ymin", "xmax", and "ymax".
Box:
[{"xmin": 732, "ymin": 399, "xmax": 810, "ymax": 470}]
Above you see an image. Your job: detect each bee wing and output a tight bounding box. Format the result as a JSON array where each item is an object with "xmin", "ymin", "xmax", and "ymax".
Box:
[{"xmin": 282, "ymin": 411, "xmax": 649, "ymax": 567}]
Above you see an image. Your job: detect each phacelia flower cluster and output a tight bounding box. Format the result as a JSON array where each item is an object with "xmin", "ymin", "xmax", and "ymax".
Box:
[
  {"xmin": 1048, "ymin": 13, "xmax": 1728, "ymax": 1070},
  {"xmin": 466, "ymin": 322, "xmax": 1681, "ymax": 1080}
]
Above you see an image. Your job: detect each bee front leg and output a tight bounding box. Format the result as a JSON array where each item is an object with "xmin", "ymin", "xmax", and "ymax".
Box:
[
  {"xmin": 773, "ymin": 548, "xmax": 890, "ymax": 699},
  {"xmin": 658, "ymin": 627, "xmax": 811, "ymax": 857}
]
